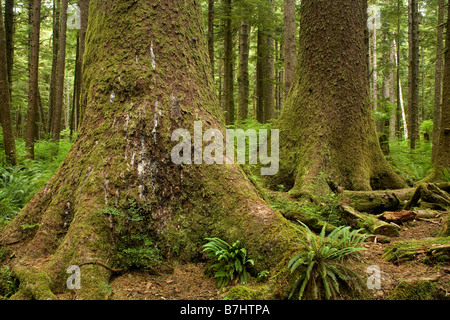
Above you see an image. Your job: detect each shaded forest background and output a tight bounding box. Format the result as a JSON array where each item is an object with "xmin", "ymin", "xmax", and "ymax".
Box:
[{"xmin": 0, "ymin": 0, "xmax": 448, "ymax": 223}]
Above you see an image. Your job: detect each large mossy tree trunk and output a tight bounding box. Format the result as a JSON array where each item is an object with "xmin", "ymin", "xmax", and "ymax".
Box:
[
  {"xmin": 0, "ymin": 0, "xmax": 293, "ymax": 300},
  {"xmin": 267, "ymin": 0, "xmax": 406, "ymax": 193}
]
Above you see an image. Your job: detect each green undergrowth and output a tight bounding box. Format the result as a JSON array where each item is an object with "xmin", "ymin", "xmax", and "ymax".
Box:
[
  {"xmin": 101, "ymin": 199, "xmax": 162, "ymax": 271},
  {"xmin": 0, "ymin": 138, "xmax": 72, "ymax": 228},
  {"xmin": 267, "ymin": 189, "xmax": 344, "ymax": 234},
  {"xmin": 386, "ymin": 140, "xmax": 433, "ymax": 185}
]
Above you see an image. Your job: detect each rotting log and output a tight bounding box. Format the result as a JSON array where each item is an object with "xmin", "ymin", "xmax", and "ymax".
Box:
[
  {"xmin": 341, "ymin": 188, "xmax": 415, "ymax": 214},
  {"xmin": 383, "ymin": 237, "xmax": 450, "ymax": 263},
  {"xmin": 405, "ymin": 183, "xmax": 450, "ymax": 210},
  {"xmin": 339, "ymin": 205, "xmax": 400, "ymax": 237},
  {"xmin": 377, "ymin": 210, "xmax": 417, "ymax": 224}
]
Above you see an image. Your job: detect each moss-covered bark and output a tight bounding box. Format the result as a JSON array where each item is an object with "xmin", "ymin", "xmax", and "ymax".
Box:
[
  {"xmin": 0, "ymin": 0, "xmax": 295, "ymax": 300},
  {"xmin": 266, "ymin": 0, "xmax": 406, "ymax": 193}
]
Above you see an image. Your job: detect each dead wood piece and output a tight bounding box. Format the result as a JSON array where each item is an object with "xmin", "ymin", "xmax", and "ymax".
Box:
[
  {"xmin": 405, "ymin": 183, "xmax": 450, "ymax": 210},
  {"xmin": 379, "ymin": 210, "xmax": 417, "ymax": 224},
  {"xmin": 339, "ymin": 205, "xmax": 400, "ymax": 237},
  {"xmin": 342, "ymin": 188, "xmax": 414, "ymax": 214},
  {"xmin": 416, "ymin": 210, "xmax": 441, "ymax": 219}
]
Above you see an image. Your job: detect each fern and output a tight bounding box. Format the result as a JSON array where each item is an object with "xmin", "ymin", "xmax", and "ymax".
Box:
[
  {"xmin": 203, "ymin": 238, "xmax": 254, "ymax": 290},
  {"xmin": 288, "ymin": 221, "xmax": 369, "ymax": 300}
]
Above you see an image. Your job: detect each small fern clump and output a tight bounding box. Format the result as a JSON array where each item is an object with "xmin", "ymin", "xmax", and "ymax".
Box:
[
  {"xmin": 288, "ymin": 221, "xmax": 370, "ymax": 300},
  {"xmin": 203, "ymin": 238, "xmax": 254, "ymax": 290}
]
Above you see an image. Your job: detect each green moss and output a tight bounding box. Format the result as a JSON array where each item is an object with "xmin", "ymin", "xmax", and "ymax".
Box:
[
  {"xmin": 11, "ymin": 267, "xmax": 56, "ymax": 300},
  {"xmin": 388, "ymin": 281, "xmax": 438, "ymax": 300},
  {"xmin": 224, "ymin": 285, "xmax": 269, "ymax": 300},
  {"xmin": 383, "ymin": 237, "xmax": 450, "ymax": 263}
]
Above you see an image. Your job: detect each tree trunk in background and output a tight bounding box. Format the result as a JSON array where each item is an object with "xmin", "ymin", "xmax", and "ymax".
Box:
[
  {"xmin": 380, "ymin": 48, "xmax": 390, "ymax": 155},
  {"xmin": 256, "ymin": 29, "xmax": 264, "ymax": 123},
  {"xmin": 52, "ymin": 0, "xmax": 68, "ymax": 142},
  {"xmin": 70, "ymin": 33, "xmax": 81, "ymax": 137},
  {"xmin": 283, "ymin": 0, "xmax": 296, "ymax": 97},
  {"xmin": 223, "ymin": 0, "xmax": 234, "ymax": 125},
  {"xmin": 396, "ymin": 1, "xmax": 403, "ymax": 140},
  {"xmin": 25, "ymin": 0, "xmax": 41, "ymax": 159},
  {"xmin": 263, "ymin": 32, "xmax": 275, "ymax": 122},
  {"xmin": 432, "ymin": 0, "xmax": 444, "ymax": 163},
  {"xmin": 372, "ymin": 24, "xmax": 378, "ymax": 114},
  {"xmin": 256, "ymin": 1, "xmax": 275, "ymax": 124},
  {"xmin": 208, "ymin": 0, "xmax": 214, "ymax": 80},
  {"xmin": 0, "ymin": 4, "xmax": 17, "ymax": 165},
  {"xmin": 407, "ymin": 0, "xmax": 419, "ymax": 149},
  {"xmin": 389, "ymin": 40, "xmax": 396, "ymax": 140},
  {"xmin": 0, "ymin": 0, "xmax": 293, "ymax": 300},
  {"xmin": 4, "ymin": 0, "xmax": 14, "ymax": 89},
  {"xmin": 77, "ymin": 0, "xmax": 89, "ymax": 126},
  {"xmin": 393, "ymin": 40, "xmax": 408, "ymax": 140},
  {"xmin": 48, "ymin": 0, "xmax": 61, "ymax": 135},
  {"xmin": 267, "ymin": 0, "xmax": 406, "ymax": 192},
  {"xmin": 237, "ymin": 19, "xmax": 249, "ymax": 121}
]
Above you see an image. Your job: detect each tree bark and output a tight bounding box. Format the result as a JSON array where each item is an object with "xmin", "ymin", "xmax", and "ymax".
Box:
[
  {"xmin": 283, "ymin": 0, "xmax": 296, "ymax": 98},
  {"xmin": 223, "ymin": 0, "xmax": 234, "ymax": 125},
  {"xmin": 426, "ymin": 3, "xmax": 450, "ymax": 182},
  {"xmin": 0, "ymin": 0, "xmax": 293, "ymax": 300},
  {"xmin": 48, "ymin": 0, "xmax": 61, "ymax": 135},
  {"xmin": 0, "ymin": 3, "xmax": 17, "ymax": 165},
  {"xmin": 77, "ymin": 0, "xmax": 89, "ymax": 127},
  {"xmin": 389, "ymin": 40, "xmax": 396, "ymax": 140},
  {"xmin": 25, "ymin": 0, "xmax": 41, "ymax": 159},
  {"xmin": 237, "ymin": 19, "xmax": 250, "ymax": 121},
  {"xmin": 432, "ymin": 0, "xmax": 444, "ymax": 163},
  {"xmin": 208, "ymin": 0, "xmax": 214, "ymax": 80},
  {"xmin": 407, "ymin": 0, "xmax": 419, "ymax": 149},
  {"xmin": 4, "ymin": 0, "xmax": 14, "ymax": 88},
  {"xmin": 51, "ymin": 0, "xmax": 68, "ymax": 142},
  {"xmin": 267, "ymin": 0, "xmax": 406, "ymax": 193}
]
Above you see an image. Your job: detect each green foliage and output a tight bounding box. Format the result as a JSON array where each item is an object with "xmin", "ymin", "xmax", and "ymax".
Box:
[
  {"xmin": 0, "ymin": 265, "xmax": 18, "ymax": 299},
  {"xmin": 441, "ymin": 168, "xmax": 450, "ymax": 182},
  {"xmin": 288, "ymin": 221, "xmax": 369, "ymax": 300},
  {"xmin": 203, "ymin": 237, "xmax": 254, "ymax": 290},
  {"xmin": 103, "ymin": 199, "xmax": 161, "ymax": 271},
  {"xmin": 300, "ymin": 192, "xmax": 343, "ymax": 227},
  {"xmin": 0, "ymin": 138, "xmax": 72, "ymax": 225},
  {"xmin": 420, "ymin": 120, "xmax": 433, "ymax": 137},
  {"xmin": 387, "ymin": 140, "xmax": 432, "ymax": 184},
  {"xmin": 116, "ymin": 234, "xmax": 161, "ymax": 271}
]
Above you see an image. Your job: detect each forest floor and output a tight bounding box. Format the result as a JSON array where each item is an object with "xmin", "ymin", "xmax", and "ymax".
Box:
[
  {"xmin": 359, "ymin": 209, "xmax": 450, "ymax": 300},
  {"xmin": 78, "ymin": 208, "xmax": 449, "ymax": 301}
]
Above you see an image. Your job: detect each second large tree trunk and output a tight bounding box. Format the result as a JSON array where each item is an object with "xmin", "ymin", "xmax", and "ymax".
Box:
[
  {"xmin": 267, "ymin": 0, "xmax": 406, "ymax": 193},
  {"xmin": 0, "ymin": 0, "xmax": 294, "ymax": 300}
]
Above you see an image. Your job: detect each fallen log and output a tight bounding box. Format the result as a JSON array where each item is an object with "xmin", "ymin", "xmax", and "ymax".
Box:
[
  {"xmin": 383, "ymin": 237, "xmax": 450, "ymax": 263},
  {"xmin": 341, "ymin": 188, "xmax": 414, "ymax": 214},
  {"xmin": 339, "ymin": 205, "xmax": 400, "ymax": 237},
  {"xmin": 405, "ymin": 183, "xmax": 450, "ymax": 210},
  {"xmin": 377, "ymin": 210, "xmax": 417, "ymax": 224}
]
